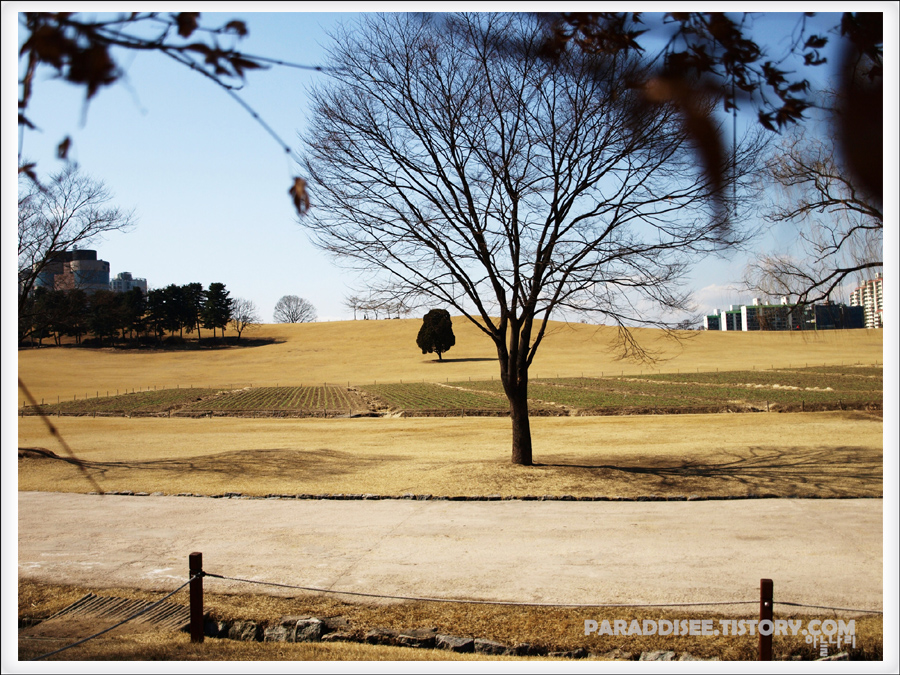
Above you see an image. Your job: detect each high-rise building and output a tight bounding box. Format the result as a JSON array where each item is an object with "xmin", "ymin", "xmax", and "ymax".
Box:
[
  {"xmin": 34, "ymin": 249, "xmax": 110, "ymax": 294},
  {"xmin": 849, "ymin": 277, "xmax": 883, "ymax": 329},
  {"xmin": 110, "ymin": 271, "xmax": 148, "ymax": 294}
]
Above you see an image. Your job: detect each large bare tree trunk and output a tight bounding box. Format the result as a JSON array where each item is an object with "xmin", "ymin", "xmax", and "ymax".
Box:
[
  {"xmin": 508, "ymin": 386, "xmax": 533, "ymax": 466},
  {"xmin": 500, "ymin": 328, "xmax": 533, "ymax": 466}
]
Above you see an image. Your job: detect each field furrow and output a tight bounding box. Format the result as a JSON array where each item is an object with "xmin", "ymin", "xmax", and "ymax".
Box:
[{"xmin": 22, "ymin": 365, "xmax": 881, "ymax": 418}]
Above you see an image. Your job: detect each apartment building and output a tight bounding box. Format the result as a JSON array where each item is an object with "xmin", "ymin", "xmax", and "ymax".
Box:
[
  {"xmin": 849, "ymin": 277, "xmax": 883, "ymax": 329},
  {"xmin": 703, "ymin": 298, "xmax": 864, "ymax": 331}
]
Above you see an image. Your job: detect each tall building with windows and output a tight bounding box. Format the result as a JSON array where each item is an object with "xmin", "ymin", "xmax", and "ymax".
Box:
[
  {"xmin": 34, "ymin": 249, "xmax": 110, "ymax": 294},
  {"xmin": 110, "ymin": 271, "xmax": 148, "ymax": 294},
  {"xmin": 849, "ymin": 277, "xmax": 883, "ymax": 328}
]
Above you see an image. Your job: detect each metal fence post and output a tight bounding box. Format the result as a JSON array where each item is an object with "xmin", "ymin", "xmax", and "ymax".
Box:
[
  {"xmin": 189, "ymin": 552, "xmax": 204, "ymax": 643},
  {"xmin": 759, "ymin": 578, "xmax": 773, "ymax": 661}
]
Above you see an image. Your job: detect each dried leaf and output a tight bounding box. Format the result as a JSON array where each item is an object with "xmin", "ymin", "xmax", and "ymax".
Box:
[
  {"xmin": 18, "ymin": 162, "xmax": 38, "ymax": 181},
  {"xmin": 57, "ymin": 136, "xmax": 71, "ymax": 159},
  {"xmin": 18, "ymin": 113, "xmax": 37, "ymax": 130},
  {"xmin": 66, "ymin": 45, "xmax": 118, "ymax": 99},
  {"xmin": 837, "ymin": 45, "xmax": 882, "ymax": 202},
  {"xmin": 224, "ymin": 20, "xmax": 248, "ymax": 37},
  {"xmin": 184, "ymin": 42, "xmax": 213, "ymax": 56},
  {"xmin": 24, "ymin": 24, "xmax": 80, "ymax": 71},
  {"xmin": 175, "ymin": 12, "xmax": 200, "ymax": 38},
  {"xmin": 289, "ymin": 177, "xmax": 311, "ymax": 216},
  {"xmin": 804, "ymin": 35, "xmax": 828, "ymax": 49},
  {"xmin": 758, "ymin": 111, "xmax": 777, "ymax": 132}
]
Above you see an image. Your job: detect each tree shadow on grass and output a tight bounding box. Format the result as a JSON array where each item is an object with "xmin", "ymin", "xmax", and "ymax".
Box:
[
  {"xmin": 20, "ymin": 448, "xmax": 408, "ymax": 482},
  {"xmin": 531, "ymin": 446, "xmax": 883, "ymax": 497}
]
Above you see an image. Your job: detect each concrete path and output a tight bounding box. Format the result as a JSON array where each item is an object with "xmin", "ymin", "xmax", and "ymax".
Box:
[{"xmin": 18, "ymin": 493, "xmax": 883, "ymax": 614}]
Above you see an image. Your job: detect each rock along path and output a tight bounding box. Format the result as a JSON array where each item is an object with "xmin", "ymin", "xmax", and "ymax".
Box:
[{"xmin": 18, "ymin": 492, "xmax": 883, "ymax": 614}]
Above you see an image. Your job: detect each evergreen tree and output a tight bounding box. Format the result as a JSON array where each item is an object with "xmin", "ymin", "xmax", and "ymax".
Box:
[
  {"xmin": 28, "ymin": 287, "xmax": 52, "ymax": 346},
  {"xmin": 43, "ymin": 289, "xmax": 77, "ymax": 346},
  {"xmin": 161, "ymin": 284, "xmax": 188, "ymax": 337},
  {"xmin": 202, "ymin": 282, "xmax": 232, "ymax": 338},
  {"xmin": 120, "ymin": 287, "xmax": 146, "ymax": 340},
  {"xmin": 64, "ymin": 289, "xmax": 88, "ymax": 344},
  {"xmin": 145, "ymin": 289, "xmax": 167, "ymax": 342},
  {"xmin": 87, "ymin": 289, "xmax": 123, "ymax": 346},
  {"xmin": 416, "ymin": 309, "xmax": 455, "ymax": 362},
  {"xmin": 182, "ymin": 282, "xmax": 206, "ymax": 339}
]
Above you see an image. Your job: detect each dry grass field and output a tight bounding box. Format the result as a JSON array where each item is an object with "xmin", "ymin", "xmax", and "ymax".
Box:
[
  {"xmin": 17, "ymin": 320, "xmax": 884, "ymax": 498},
  {"xmin": 18, "ymin": 412, "xmax": 883, "ymax": 498},
  {"xmin": 17, "ymin": 319, "xmax": 884, "ymax": 404}
]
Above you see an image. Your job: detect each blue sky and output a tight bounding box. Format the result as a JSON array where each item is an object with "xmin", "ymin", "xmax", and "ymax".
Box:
[{"xmin": 5, "ymin": 7, "xmax": 897, "ymax": 325}]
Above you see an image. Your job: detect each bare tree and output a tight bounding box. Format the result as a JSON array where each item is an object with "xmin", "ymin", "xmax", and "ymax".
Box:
[
  {"xmin": 273, "ymin": 295, "xmax": 317, "ymax": 323},
  {"xmin": 343, "ymin": 294, "xmax": 363, "ymax": 320},
  {"xmin": 230, "ymin": 298, "xmax": 261, "ymax": 340},
  {"xmin": 745, "ymin": 125, "xmax": 883, "ymax": 305},
  {"xmin": 18, "ymin": 165, "xmax": 135, "ymax": 320},
  {"xmin": 299, "ymin": 13, "xmax": 765, "ymax": 465},
  {"xmin": 349, "ymin": 294, "xmax": 408, "ymax": 320},
  {"xmin": 358, "ymin": 296, "xmax": 388, "ymax": 320}
]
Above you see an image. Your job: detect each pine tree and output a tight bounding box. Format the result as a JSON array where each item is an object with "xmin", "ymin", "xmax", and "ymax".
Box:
[{"xmin": 202, "ymin": 282, "xmax": 232, "ymax": 338}]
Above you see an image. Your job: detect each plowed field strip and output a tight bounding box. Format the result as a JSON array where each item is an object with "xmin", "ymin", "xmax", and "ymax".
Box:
[
  {"xmin": 24, "ymin": 365, "xmax": 882, "ymax": 417},
  {"xmin": 361, "ymin": 383, "xmax": 509, "ymax": 410},
  {"xmin": 178, "ymin": 386, "xmax": 366, "ymax": 411},
  {"xmin": 28, "ymin": 388, "xmax": 221, "ymax": 414}
]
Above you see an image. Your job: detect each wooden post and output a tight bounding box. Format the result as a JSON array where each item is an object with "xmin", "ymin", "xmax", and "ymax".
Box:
[
  {"xmin": 759, "ymin": 578, "xmax": 773, "ymax": 661},
  {"xmin": 189, "ymin": 552, "xmax": 204, "ymax": 643}
]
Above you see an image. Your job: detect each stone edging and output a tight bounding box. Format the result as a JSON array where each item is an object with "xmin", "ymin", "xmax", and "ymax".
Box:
[
  {"xmin": 196, "ymin": 615, "xmax": 850, "ymax": 660},
  {"xmin": 201, "ymin": 614, "xmax": 724, "ymax": 660}
]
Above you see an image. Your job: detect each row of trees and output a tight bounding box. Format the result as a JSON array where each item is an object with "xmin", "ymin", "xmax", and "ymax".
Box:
[
  {"xmin": 343, "ymin": 295, "xmax": 410, "ymax": 321},
  {"xmin": 19, "ymin": 282, "xmax": 259, "ymax": 347}
]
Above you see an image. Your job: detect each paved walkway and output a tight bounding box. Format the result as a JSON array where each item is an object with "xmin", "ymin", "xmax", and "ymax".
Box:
[{"xmin": 18, "ymin": 493, "xmax": 883, "ymax": 614}]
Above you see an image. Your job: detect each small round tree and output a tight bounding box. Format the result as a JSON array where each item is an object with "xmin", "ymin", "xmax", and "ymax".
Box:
[
  {"xmin": 273, "ymin": 295, "xmax": 317, "ymax": 323},
  {"xmin": 416, "ymin": 309, "xmax": 455, "ymax": 362}
]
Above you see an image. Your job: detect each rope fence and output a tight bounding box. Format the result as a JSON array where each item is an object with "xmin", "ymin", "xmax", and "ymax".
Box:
[
  {"xmin": 202, "ymin": 571, "xmax": 761, "ymax": 608},
  {"xmin": 27, "ymin": 552, "xmax": 883, "ymax": 662}
]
